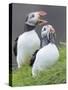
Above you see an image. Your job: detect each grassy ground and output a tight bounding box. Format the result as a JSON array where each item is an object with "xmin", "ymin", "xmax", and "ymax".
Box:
[{"xmin": 11, "ymin": 45, "xmax": 66, "ymax": 86}]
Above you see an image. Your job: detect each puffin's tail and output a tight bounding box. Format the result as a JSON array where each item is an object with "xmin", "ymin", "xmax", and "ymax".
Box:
[
  {"xmin": 13, "ymin": 37, "xmax": 19, "ymax": 57},
  {"xmin": 30, "ymin": 50, "xmax": 39, "ymax": 66}
]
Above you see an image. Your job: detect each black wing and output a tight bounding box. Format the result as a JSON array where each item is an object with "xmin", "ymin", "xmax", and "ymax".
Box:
[{"xmin": 13, "ymin": 37, "xmax": 19, "ymax": 56}]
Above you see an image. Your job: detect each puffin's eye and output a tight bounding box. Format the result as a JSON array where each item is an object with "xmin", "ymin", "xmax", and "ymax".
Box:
[
  {"xmin": 30, "ymin": 14, "xmax": 35, "ymax": 18},
  {"xmin": 43, "ymin": 28, "xmax": 46, "ymax": 31}
]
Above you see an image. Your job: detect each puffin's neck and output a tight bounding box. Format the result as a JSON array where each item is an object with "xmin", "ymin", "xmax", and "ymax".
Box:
[{"xmin": 24, "ymin": 24, "xmax": 36, "ymax": 32}]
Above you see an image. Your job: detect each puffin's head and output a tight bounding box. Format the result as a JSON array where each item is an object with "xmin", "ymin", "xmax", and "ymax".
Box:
[
  {"xmin": 41, "ymin": 24, "xmax": 55, "ymax": 37},
  {"xmin": 25, "ymin": 11, "xmax": 48, "ymax": 26},
  {"xmin": 41, "ymin": 24, "xmax": 56, "ymax": 44}
]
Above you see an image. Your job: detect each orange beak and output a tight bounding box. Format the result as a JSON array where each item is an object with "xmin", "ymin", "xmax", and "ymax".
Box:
[
  {"xmin": 38, "ymin": 11, "xmax": 47, "ymax": 16},
  {"xmin": 37, "ymin": 11, "xmax": 48, "ymax": 25}
]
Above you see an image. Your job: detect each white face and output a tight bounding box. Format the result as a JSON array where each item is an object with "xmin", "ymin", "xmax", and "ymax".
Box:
[
  {"xmin": 41, "ymin": 25, "xmax": 50, "ymax": 38},
  {"xmin": 25, "ymin": 12, "xmax": 40, "ymax": 26}
]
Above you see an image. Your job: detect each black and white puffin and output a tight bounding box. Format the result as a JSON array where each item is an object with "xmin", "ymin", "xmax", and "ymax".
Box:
[
  {"xmin": 32, "ymin": 24, "xmax": 59, "ymax": 77},
  {"xmin": 13, "ymin": 11, "xmax": 48, "ymax": 68}
]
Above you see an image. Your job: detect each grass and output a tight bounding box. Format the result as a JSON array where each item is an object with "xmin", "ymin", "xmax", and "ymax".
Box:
[{"xmin": 11, "ymin": 45, "xmax": 66, "ymax": 86}]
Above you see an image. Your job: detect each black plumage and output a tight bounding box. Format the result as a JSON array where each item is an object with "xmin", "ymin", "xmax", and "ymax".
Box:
[
  {"xmin": 30, "ymin": 50, "xmax": 39, "ymax": 66},
  {"xmin": 13, "ymin": 37, "xmax": 18, "ymax": 56}
]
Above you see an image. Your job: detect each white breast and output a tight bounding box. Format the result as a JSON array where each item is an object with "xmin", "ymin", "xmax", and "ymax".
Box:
[
  {"xmin": 32, "ymin": 43, "xmax": 59, "ymax": 77},
  {"xmin": 17, "ymin": 30, "xmax": 40, "ymax": 67},
  {"xmin": 18, "ymin": 30, "xmax": 40, "ymax": 53}
]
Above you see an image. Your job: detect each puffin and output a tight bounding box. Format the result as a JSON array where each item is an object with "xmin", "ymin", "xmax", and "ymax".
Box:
[
  {"xmin": 13, "ymin": 11, "xmax": 48, "ymax": 68},
  {"xmin": 30, "ymin": 24, "xmax": 56, "ymax": 66},
  {"xmin": 32, "ymin": 24, "xmax": 59, "ymax": 77}
]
